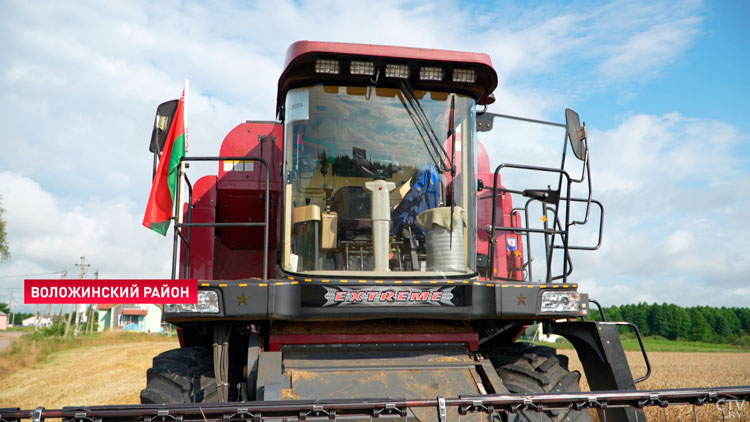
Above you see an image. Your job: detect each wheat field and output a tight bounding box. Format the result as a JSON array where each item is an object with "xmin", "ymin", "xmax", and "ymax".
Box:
[
  {"xmin": 0, "ymin": 338, "xmax": 747, "ymax": 422},
  {"xmin": 561, "ymin": 350, "xmax": 750, "ymax": 422}
]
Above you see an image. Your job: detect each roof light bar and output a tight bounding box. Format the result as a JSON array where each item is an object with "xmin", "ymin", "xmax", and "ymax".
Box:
[
  {"xmin": 420, "ymin": 66, "xmax": 443, "ymax": 81},
  {"xmin": 385, "ymin": 64, "xmax": 409, "ymax": 79},
  {"xmin": 315, "ymin": 59, "xmax": 339, "ymax": 74},
  {"xmin": 452, "ymin": 68, "xmax": 476, "ymax": 83},
  {"xmin": 350, "ymin": 61, "xmax": 375, "ymax": 76}
]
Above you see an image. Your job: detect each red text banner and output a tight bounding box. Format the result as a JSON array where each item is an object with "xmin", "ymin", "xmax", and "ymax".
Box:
[{"xmin": 24, "ymin": 279, "xmax": 198, "ymax": 304}]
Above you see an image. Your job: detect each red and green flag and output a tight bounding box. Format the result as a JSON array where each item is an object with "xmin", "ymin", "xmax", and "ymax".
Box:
[{"xmin": 142, "ymin": 83, "xmax": 189, "ymax": 235}]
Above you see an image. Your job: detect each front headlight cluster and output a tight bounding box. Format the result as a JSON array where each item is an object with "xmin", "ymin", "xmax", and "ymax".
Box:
[
  {"xmin": 540, "ymin": 291, "xmax": 580, "ymax": 313},
  {"xmin": 165, "ymin": 290, "xmax": 219, "ymax": 313}
]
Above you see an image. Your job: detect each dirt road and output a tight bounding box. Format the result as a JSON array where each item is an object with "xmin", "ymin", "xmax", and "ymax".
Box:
[{"xmin": 0, "ymin": 331, "xmax": 23, "ymax": 352}]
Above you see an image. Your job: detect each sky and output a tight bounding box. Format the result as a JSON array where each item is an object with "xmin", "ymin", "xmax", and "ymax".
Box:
[{"xmin": 0, "ymin": 0, "xmax": 748, "ymax": 312}]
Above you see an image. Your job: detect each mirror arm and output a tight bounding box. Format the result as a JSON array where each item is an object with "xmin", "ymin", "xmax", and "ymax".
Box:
[
  {"xmin": 570, "ymin": 146, "xmax": 593, "ymax": 227},
  {"xmin": 571, "ymin": 158, "xmax": 593, "ymax": 227}
]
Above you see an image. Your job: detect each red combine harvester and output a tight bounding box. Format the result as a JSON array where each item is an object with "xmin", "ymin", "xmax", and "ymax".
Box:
[{"xmin": 3, "ymin": 41, "xmax": 748, "ymax": 422}]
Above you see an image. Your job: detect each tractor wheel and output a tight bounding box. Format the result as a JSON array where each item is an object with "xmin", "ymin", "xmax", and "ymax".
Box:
[
  {"xmin": 488, "ymin": 342, "xmax": 592, "ymax": 422},
  {"xmin": 140, "ymin": 346, "xmax": 218, "ymax": 404}
]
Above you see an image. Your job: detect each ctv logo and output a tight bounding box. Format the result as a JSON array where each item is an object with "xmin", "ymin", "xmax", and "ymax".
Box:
[{"xmin": 323, "ymin": 286, "xmax": 454, "ymax": 307}]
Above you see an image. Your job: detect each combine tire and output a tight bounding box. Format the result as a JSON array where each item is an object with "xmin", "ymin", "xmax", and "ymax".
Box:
[
  {"xmin": 140, "ymin": 346, "xmax": 218, "ymax": 404},
  {"xmin": 489, "ymin": 342, "xmax": 592, "ymax": 422}
]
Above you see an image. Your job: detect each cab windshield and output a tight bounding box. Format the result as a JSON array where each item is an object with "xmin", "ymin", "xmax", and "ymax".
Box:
[{"xmin": 282, "ymin": 85, "xmax": 476, "ymax": 277}]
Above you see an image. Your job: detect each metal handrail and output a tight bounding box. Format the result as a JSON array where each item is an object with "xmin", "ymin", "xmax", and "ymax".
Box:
[
  {"xmin": 171, "ymin": 156, "xmax": 271, "ymax": 280},
  {"xmin": 489, "ymin": 163, "xmax": 573, "ymax": 283}
]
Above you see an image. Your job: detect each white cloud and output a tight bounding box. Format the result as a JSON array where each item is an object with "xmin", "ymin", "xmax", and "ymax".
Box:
[
  {"xmin": 666, "ymin": 230, "xmax": 694, "ymax": 254},
  {"xmin": 569, "ymin": 112, "xmax": 750, "ymax": 306},
  {"xmin": 597, "ymin": 17, "xmax": 701, "ymax": 79},
  {"xmin": 0, "ymin": 172, "xmax": 172, "ymax": 311}
]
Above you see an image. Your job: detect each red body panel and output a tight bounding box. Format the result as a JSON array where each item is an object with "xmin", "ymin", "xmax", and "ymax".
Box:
[
  {"xmin": 182, "ymin": 122, "xmax": 283, "ymax": 280},
  {"xmin": 179, "ymin": 176, "xmax": 217, "ymax": 280},
  {"xmin": 476, "ymin": 140, "xmax": 525, "ymax": 280}
]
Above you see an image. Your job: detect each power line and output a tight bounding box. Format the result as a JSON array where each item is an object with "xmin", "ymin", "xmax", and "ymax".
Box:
[{"xmin": 0, "ymin": 271, "xmax": 66, "ymax": 279}]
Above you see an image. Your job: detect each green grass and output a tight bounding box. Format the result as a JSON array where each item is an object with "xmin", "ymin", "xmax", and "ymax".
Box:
[
  {"xmin": 5, "ymin": 325, "xmax": 34, "ymax": 332},
  {"xmin": 0, "ymin": 329, "xmax": 175, "ymax": 375},
  {"xmin": 533, "ymin": 335, "xmax": 750, "ymax": 353}
]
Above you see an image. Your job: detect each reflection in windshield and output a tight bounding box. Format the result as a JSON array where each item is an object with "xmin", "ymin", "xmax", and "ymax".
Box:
[{"xmin": 283, "ymin": 85, "xmax": 476, "ymax": 277}]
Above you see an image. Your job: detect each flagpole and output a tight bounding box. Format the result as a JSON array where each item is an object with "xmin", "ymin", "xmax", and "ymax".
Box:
[
  {"xmin": 175, "ymin": 80, "xmax": 188, "ymax": 277},
  {"xmin": 177, "ymin": 81, "xmax": 189, "ymax": 226},
  {"xmin": 183, "ymin": 79, "xmax": 189, "ymax": 153}
]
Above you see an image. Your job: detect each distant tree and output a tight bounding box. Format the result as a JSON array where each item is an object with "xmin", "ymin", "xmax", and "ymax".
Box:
[
  {"xmin": 0, "ymin": 195, "xmax": 9, "ymax": 261},
  {"xmin": 620, "ymin": 303, "xmax": 650, "ymax": 336},
  {"xmin": 688, "ymin": 308, "xmax": 713, "ymax": 342},
  {"xmin": 734, "ymin": 308, "xmax": 750, "ymax": 333},
  {"xmin": 13, "ymin": 311, "xmax": 33, "ymax": 322},
  {"xmin": 591, "ymin": 303, "xmax": 750, "ymax": 344},
  {"xmin": 604, "ymin": 306, "xmax": 623, "ymax": 322},
  {"xmin": 718, "ymin": 307, "xmax": 742, "ymax": 337},
  {"xmin": 668, "ymin": 304, "xmax": 691, "ymax": 339},
  {"xmin": 0, "ymin": 302, "xmax": 9, "ymax": 314},
  {"xmin": 648, "ymin": 303, "xmax": 676, "ymax": 338},
  {"xmin": 701, "ymin": 306, "xmax": 740, "ymax": 339}
]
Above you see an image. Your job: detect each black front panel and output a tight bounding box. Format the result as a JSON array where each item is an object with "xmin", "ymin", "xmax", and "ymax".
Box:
[
  {"xmin": 164, "ymin": 279, "xmax": 584, "ymax": 322},
  {"xmin": 270, "ymin": 278, "xmax": 495, "ymax": 320},
  {"xmin": 299, "ymin": 284, "xmax": 469, "ymax": 307}
]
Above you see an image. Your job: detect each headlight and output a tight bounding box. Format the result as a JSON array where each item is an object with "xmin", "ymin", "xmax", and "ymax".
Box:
[
  {"xmin": 540, "ymin": 291, "xmax": 580, "ymax": 313},
  {"xmin": 385, "ymin": 64, "xmax": 409, "ymax": 79},
  {"xmin": 165, "ymin": 290, "xmax": 219, "ymax": 313},
  {"xmin": 452, "ymin": 68, "xmax": 476, "ymax": 83},
  {"xmin": 315, "ymin": 59, "xmax": 339, "ymax": 74}
]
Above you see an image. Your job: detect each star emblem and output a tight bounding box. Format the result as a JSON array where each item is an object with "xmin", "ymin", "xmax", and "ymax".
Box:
[
  {"xmin": 516, "ymin": 293, "xmax": 527, "ymax": 305},
  {"xmin": 237, "ymin": 292, "xmax": 249, "ymax": 306}
]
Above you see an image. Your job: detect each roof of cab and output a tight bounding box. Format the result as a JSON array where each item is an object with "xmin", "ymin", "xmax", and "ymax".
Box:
[{"xmin": 277, "ymin": 41, "xmax": 498, "ymax": 112}]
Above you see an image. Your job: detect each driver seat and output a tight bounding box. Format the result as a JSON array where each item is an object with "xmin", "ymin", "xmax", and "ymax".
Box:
[{"xmin": 330, "ymin": 186, "xmax": 372, "ymax": 241}]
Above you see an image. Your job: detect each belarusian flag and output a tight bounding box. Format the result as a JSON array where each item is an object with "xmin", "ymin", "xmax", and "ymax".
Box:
[{"xmin": 142, "ymin": 81, "xmax": 189, "ymax": 235}]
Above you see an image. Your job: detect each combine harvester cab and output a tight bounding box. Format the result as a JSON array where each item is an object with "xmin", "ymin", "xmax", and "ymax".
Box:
[{"xmin": 3, "ymin": 41, "xmax": 748, "ymax": 422}]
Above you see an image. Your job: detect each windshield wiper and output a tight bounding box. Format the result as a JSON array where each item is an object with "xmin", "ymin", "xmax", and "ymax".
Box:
[
  {"xmin": 398, "ymin": 81, "xmax": 461, "ymax": 248},
  {"xmin": 398, "ymin": 90, "xmax": 441, "ymax": 171},
  {"xmin": 398, "ymin": 79, "xmax": 454, "ymax": 174},
  {"xmin": 447, "ymin": 94, "xmax": 456, "ymax": 247}
]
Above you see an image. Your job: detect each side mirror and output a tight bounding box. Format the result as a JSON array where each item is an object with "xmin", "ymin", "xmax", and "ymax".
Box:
[
  {"xmin": 565, "ymin": 108, "xmax": 587, "ymax": 161},
  {"xmin": 149, "ymin": 99, "xmax": 179, "ymax": 153}
]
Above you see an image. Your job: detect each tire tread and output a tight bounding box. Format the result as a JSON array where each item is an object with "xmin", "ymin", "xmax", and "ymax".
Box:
[{"xmin": 140, "ymin": 346, "xmax": 217, "ymax": 404}]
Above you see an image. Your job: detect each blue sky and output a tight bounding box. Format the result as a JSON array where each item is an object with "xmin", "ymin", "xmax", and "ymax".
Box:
[
  {"xmin": 0, "ymin": 0, "xmax": 748, "ymax": 312},
  {"xmin": 583, "ymin": 1, "xmax": 749, "ymax": 132}
]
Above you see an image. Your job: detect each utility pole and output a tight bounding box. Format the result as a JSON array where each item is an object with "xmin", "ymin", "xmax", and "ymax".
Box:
[
  {"xmin": 86, "ymin": 270, "xmax": 99, "ymax": 335},
  {"xmin": 33, "ymin": 302, "xmax": 40, "ymax": 332},
  {"xmin": 73, "ymin": 256, "xmax": 91, "ymax": 336},
  {"xmin": 56, "ymin": 270, "xmax": 68, "ymax": 325},
  {"xmin": 65, "ymin": 257, "xmax": 89, "ymax": 337},
  {"xmin": 8, "ymin": 292, "xmax": 14, "ymax": 326},
  {"xmin": 44, "ymin": 303, "xmax": 52, "ymax": 326}
]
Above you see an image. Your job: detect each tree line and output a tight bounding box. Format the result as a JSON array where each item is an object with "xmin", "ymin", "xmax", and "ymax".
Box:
[{"xmin": 590, "ymin": 302, "xmax": 750, "ymax": 345}]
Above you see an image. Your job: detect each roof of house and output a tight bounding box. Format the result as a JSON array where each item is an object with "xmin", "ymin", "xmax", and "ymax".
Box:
[
  {"xmin": 97, "ymin": 304, "xmax": 115, "ymax": 310},
  {"xmin": 122, "ymin": 309, "xmax": 148, "ymax": 316}
]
